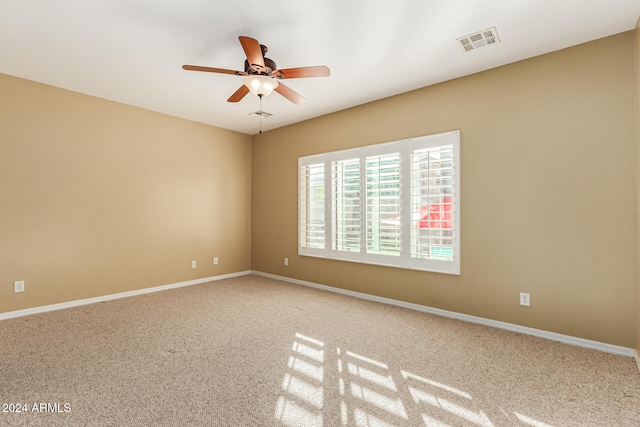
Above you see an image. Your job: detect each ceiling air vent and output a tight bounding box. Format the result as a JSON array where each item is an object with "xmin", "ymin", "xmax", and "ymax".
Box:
[
  {"xmin": 457, "ymin": 27, "xmax": 500, "ymax": 52},
  {"xmin": 249, "ymin": 110, "xmax": 273, "ymax": 118}
]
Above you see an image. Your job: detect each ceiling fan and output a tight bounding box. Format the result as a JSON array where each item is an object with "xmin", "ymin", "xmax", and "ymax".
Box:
[{"xmin": 183, "ymin": 36, "xmax": 330, "ymax": 105}]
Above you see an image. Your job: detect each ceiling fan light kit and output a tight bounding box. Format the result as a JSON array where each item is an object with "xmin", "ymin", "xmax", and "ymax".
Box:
[
  {"xmin": 243, "ymin": 75, "xmax": 279, "ymax": 97},
  {"xmin": 183, "ymin": 36, "xmax": 330, "ymax": 105}
]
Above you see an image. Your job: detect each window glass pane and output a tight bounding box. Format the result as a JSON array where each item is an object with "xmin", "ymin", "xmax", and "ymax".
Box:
[
  {"xmin": 410, "ymin": 144, "xmax": 455, "ymax": 261},
  {"xmin": 366, "ymin": 153, "xmax": 401, "ymax": 256},
  {"xmin": 332, "ymin": 158, "xmax": 361, "ymax": 252},
  {"xmin": 300, "ymin": 163, "xmax": 325, "ymax": 249}
]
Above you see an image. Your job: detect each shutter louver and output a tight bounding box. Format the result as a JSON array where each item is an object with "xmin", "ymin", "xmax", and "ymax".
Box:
[
  {"xmin": 300, "ymin": 162, "xmax": 326, "ymax": 250},
  {"xmin": 409, "ymin": 141, "xmax": 457, "ymax": 267},
  {"xmin": 366, "ymin": 152, "xmax": 401, "ymax": 258},
  {"xmin": 332, "ymin": 157, "xmax": 361, "ymax": 255}
]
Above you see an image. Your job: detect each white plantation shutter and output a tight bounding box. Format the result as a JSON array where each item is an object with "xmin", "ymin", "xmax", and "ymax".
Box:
[
  {"xmin": 331, "ymin": 151, "xmax": 362, "ymax": 261},
  {"xmin": 298, "ymin": 131, "xmax": 459, "ymax": 274},
  {"xmin": 365, "ymin": 143, "xmax": 403, "ymax": 267},
  {"xmin": 408, "ymin": 132, "xmax": 459, "ymax": 274},
  {"xmin": 299, "ymin": 155, "xmax": 328, "ymax": 257}
]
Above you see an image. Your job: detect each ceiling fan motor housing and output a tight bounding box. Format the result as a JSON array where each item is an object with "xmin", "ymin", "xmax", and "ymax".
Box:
[{"xmin": 244, "ymin": 57, "xmax": 277, "ymax": 75}]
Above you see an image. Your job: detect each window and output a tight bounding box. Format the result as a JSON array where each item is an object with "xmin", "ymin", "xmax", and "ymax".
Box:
[{"xmin": 299, "ymin": 131, "xmax": 459, "ymax": 275}]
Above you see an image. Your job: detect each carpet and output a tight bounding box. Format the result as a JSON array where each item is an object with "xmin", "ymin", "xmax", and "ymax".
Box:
[{"xmin": 1, "ymin": 274, "xmax": 639, "ymax": 426}]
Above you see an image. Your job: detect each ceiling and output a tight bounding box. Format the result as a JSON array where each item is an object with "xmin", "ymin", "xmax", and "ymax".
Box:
[{"xmin": 1, "ymin": 1, "xmax": 639, "ymax": 136}]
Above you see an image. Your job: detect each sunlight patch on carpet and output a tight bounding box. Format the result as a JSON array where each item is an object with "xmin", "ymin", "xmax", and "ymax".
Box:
[
  {"xmin": 275, "ymin": 333, "xmax": 326, "ymax": 427},
  {"xmin": 275, "ymin": 332, "xmax": 557, "ymax": 427}
]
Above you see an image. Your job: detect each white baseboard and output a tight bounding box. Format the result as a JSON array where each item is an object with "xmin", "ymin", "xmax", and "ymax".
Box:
[
  {"xmin": 0, "ymin": 270, "xmax": 252, "ymax": 321},
  {"xmin": 253, "ymin": 271, "xmax": 636, "ymax": 358}
]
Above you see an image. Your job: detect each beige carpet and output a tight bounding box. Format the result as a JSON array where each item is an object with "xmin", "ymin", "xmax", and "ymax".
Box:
[{"xmin": 1, "ymin": 274, "xmax": 639, "ymax": 426}]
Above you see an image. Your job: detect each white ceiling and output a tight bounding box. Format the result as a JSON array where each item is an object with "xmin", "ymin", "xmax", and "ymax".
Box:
[{"xmin": 1, "ymin": 1, "xmax": 639, "ymax": 135}]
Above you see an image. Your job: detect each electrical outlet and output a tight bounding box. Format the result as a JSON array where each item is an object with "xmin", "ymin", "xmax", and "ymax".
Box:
[
  {"xmin": 213, "ymin": 257, "xmax": 219, "ymax": 265},
  {"xmin": 520, "ymin": 292, "xmax": 530, "ymax": 307},
  {"xmin": 284, "ymin": 257, "xmax": 288, "ymax": 266},
  {"xmin": 191, "ymin": 260, "xmax": 197, "ymax": 269},
  {"xmin": 14, "ymin": 280, "xmax": 25, "ymax": 293}
]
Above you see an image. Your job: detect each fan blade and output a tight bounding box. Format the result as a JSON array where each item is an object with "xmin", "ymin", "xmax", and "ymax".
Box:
[
  {"xmin": 227, "ymin": 85, "xmax": 250, "ymax": 102},
  {"xmin": 276, "ymin": 66, "xmax": 331, "ymax": 79},
  {"xmin": 182, "ymin": 65, "xmax": 244, "ymax": 75},
  {"xmin": 274, "ymin": 83, "xmax": 306, "ymax": 105},
  {"xmin": 239, "ymin": 36, "xmax": 265, "ymax": 70}
]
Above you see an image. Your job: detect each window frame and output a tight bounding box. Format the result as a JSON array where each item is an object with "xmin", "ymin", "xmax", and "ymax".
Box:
[{"xmin": 298, "ymin": 130, "xmax": 460, "ymax": 275}]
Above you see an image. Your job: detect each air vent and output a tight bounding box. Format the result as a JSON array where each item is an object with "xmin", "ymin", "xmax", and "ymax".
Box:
[
  {"xmin": 457, "ymin": 27, "xmax": 500, "ymax": 52},
  {"xmin": 249, "ymin": 110, "xmax": 273, "ymax": 118}
]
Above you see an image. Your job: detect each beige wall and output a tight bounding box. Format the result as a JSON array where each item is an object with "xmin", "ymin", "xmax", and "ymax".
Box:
[
  {"xmin": 252, "ymin": 32, "xmax": 638, "ymax": 348},
  {"xmin": 0, "ymin": 73, "xmax": 252, "ymax": 313},
  {"xmin": 635, "ymin": 23, "xmax": 640, "ymax": 357}
]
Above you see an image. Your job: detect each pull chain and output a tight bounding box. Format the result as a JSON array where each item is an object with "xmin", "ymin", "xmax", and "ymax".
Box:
[{"xmin": 259, "ymin": 94, "xmax": 263, "ymax": 134}]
